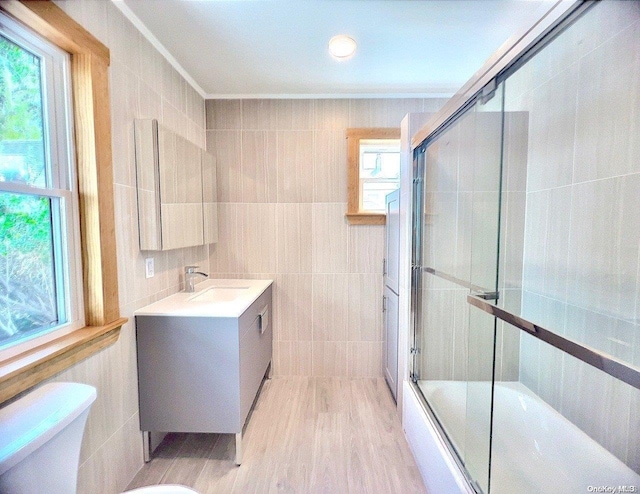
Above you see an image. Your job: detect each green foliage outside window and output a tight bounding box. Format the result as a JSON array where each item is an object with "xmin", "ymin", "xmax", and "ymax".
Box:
[{"xmin": 0, "ymin": 35, "xmax": 58, "ymax": 344}]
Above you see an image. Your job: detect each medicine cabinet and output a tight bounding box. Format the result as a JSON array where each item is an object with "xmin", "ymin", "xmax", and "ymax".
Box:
[{"xmin": 134, "ymin": 119, "xmax": 218, "ymax": 251}]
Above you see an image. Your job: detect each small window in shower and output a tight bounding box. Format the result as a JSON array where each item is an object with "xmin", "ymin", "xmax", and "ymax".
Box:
[
  {"xmin": 345, "ymin": 128, "xmax": 400, "ymax": 224},
  {"xmin": 359, "ymin": 139, "xmax": 400, "ymax": 212}
]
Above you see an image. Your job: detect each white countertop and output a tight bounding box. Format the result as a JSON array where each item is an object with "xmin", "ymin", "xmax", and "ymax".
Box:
[{"xmin": 134, "ymin": 279, "xmax": 273, "ymax": 318}]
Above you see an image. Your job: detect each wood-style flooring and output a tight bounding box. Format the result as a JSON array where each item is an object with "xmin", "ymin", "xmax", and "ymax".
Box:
[{"xmin": 127, "ymin": 377, "xmax": 426, "ymax": 493}]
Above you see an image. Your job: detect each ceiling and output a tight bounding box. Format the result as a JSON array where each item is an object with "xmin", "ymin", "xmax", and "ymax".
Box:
[{"xmin": 116, "ymin": 0, "xmax": 554, "ymax": 98}]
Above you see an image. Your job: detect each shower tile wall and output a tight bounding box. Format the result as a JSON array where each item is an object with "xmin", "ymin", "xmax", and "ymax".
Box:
[
  {"xmin": 506, "ymin": 0, "xmax": 640, "ymax": 471},
  {"xmin": 205, "ymin": 98, "xmax": 447, "ymax": 377},
  {"xmin": 43, "ymin": 1, "xmax": 209, "ymax": 492}
]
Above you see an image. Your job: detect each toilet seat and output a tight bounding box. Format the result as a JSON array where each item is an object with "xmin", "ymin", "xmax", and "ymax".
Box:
[{"xmin": 124, "ymin": 486, "xmax": 199, "ymax": 494}]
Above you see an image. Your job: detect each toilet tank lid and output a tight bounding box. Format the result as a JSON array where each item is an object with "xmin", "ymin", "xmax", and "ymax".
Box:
[{"xmin": 0, "ymin": 383, "xmax": 97, "ymax": 475}]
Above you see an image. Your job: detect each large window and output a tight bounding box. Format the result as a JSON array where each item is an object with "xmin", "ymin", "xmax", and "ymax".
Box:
[{"xmin": 0, "ymin": 13, "xmax": 83, "ymax": 355}]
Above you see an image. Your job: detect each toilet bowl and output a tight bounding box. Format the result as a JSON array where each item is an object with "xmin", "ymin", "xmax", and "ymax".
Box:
[{"xmin": 0, "ymin": 382, "xmax": 199, "ymax": 494}]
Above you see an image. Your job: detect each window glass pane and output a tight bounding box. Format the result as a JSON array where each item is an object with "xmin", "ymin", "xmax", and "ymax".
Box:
[
  {"xmin": 0, "ymin": 34, "xmax": 46, "ymax": 188},
  {"xmin": 0, "ymin": 191, "xmax": 59, "ymax": 347},
  {"xmin": 359, "ymin": 139, "xmax": 400, "ymax": 179},
  {"xmin": 361, "ymin": 181, "xmax": 399, "ymax": 212}
]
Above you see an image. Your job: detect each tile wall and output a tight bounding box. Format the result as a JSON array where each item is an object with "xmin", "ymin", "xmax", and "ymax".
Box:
[
  {"xmin": 505, "ymin": 0, "xmax": 640, "ymax": 471},
  {"xmin": 42, "ymin": 1, "xmax": 208, "ymax": 492},
  {"xmin": 205, "ymin": 98, "xmax": 446, "ymax": 377}
]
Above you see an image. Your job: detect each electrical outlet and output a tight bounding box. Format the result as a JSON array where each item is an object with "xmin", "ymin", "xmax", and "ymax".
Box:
[{"xmin": 145, "ymin": 257, "xmax": 154, "ymax": 279}]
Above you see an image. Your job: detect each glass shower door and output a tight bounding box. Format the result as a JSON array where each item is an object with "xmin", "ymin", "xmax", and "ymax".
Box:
[{"xmin": 412, "ymin": 83, "xmax": 505, "ymax": 492}]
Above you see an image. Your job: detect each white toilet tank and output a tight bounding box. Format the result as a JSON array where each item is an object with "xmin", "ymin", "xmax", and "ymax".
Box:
[{"xmin": 0, "ymin": 382, "xmax": 96, "ymax": 494}]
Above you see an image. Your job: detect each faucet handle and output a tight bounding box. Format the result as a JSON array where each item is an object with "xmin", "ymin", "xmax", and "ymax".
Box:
[{"xmin": 185, "ymin": 265, "xmax": 198, "ymax": 274}]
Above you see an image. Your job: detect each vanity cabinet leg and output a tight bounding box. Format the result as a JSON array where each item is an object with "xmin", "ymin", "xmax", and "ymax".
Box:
[
  {"xmin": 143, "ymin": 431, "xmax": 152, "ymax": 463},
  {"xmin": 235, "ymin": 432, "xmax": 243, "ymax": 466}
]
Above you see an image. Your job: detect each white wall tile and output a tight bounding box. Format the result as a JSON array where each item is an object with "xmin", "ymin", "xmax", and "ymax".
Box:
[
  {"xmin": 313, "ymin": 130, "xmax": 347, "ymax": 203},
  {"xmin": 207, "ymin": 130, "xmax": 242, "ymax": 202},
  {"xmin": 311, "ymin": 203, "xmax": 349, "ymax": 273},
  {"xmin": 275, "ymin": 274, "xmax": 313, "ymax": 341},
  {"xmin": 137, "ymin": 80, "xmax": 161, "ymax": 120},
  {"xmin": 239, "ymin": 203, "xmax": 277, "ymax": 273},
  {"xmin": 522, "ymin": 190, "xmax": 548, "ymax": 295},
  {"xmin": 348, "ymin": 225, "xmax": 384, "ymax": 274},
  {"xmin": 241, "ymin": 131, "xmax": 277, "ymax": 202},
  {"xmin": 110, "ymin": 62, "xmax": 137, "ymax": 188},
  {"xmin": 275, "ymin": 99, "xmax": 314, "ymax": 130},
  {"xmin": 312, "ymin": 341, "xmax": 348, "ymax": 377},
  {"xmin": 347, "ymin": 274, "xmax": 382, "ymax": 342},
  {"xmin": 276, "ymin": 203, "xmax": 312, "ymax": 273},
  {"xmin": 347, "ymin": 341, "xmax": 382, "ymax": 378},
  {"xmin": 312, "ymin": 274, "xmax": 349, "ymax": 342},
  {"xmin": 526, "ymin": 63, "xmax": 578, "ymax": 192},
  {"xmin": 314, "ymin": 99, "xmax": 349, "ymax": 130},
  {"xmin": 242, "ymin": 100, "xmax": 278, "ymax": 130},
  {"xmin": 206, "ymin": 99, "xmax": 241, "ymax": 130},
  {"xmin": 541, "ymin": 187, "xmax": 571, "ymax": 301},
  {"xmin": 138, "ymin": 37, "xmax": 160, "ymax": 93},
  {"xmin": 275, "ymin": 341, "xmax": 312, "ymax": 376},
  {"xmin": 209, "ymin": 203, "xmax": 243, "ymax": 273},
  {"xmin": 349, "ymin": 98, "xmax": 424, "ymax": 128},
  {"xmin": 566, "ymin": 175, "xmax": 640, "ymax": 320},
  {"xmin": 574, "ymin": 20, "xmax": 640, "ymax": 183},
  {"xmin": 276, "ymin": 131, "xmax": 314, "ymax": 202}
]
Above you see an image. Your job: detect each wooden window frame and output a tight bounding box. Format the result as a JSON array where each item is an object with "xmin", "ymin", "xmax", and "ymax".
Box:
[
  {"xmin": 345, "ymin": 127, "xmax": 401, "ymax": 225},
  {"xmin": 0, "ymin": 0, "xmax": 125, "ymax": 403}
]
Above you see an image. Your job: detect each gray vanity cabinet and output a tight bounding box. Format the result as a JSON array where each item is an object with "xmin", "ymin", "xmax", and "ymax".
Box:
[{"xmin": 136, "ymin": 285, "xmax": 272, "ymax": 464}]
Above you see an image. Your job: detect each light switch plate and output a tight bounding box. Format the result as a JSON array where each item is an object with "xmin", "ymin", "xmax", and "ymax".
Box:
[{"xmin": 145, "ymin": 257, "xmax": 154, "ymax": 279}]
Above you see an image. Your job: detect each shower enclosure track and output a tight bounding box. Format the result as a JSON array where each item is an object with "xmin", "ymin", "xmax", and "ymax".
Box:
[{"xmin": 467, "ymin": 295, "xmax": 640, "ymax": 391}]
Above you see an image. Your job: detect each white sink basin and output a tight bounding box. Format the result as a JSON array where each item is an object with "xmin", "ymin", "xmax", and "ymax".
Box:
[
  {"xmin": 188, "ymin": 286, "xmax": 250, "ymax": 303},
  {"xmin": 134, "ymin": 279, "xmax": 273, "ymax": 318}
]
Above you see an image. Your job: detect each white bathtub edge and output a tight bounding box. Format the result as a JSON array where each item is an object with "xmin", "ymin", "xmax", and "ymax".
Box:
[{"xmin": 402, "ymin": 381, "xmax": 475, "ymax": 494}]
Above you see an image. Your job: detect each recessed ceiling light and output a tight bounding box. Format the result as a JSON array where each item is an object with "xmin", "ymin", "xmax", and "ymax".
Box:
[{"xmin": 328, "ymin": 35, "xmax": 357, "ymax": 60}]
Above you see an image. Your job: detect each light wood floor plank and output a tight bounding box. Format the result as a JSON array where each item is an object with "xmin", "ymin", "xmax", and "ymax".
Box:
[
  {"xmin": 127, "ymin": 433, "xmax": 188, "ymax": 490},
  {"xmin": 160, "ymin": 433, "xmax": 218, "ymax": 486},
  {"xmin": 192, "ymin": 435, "xmax": 238, "ymax": 494},
  {"xmin": 128, "ymin": 377, "xmax": 426, "ymax": 493}
]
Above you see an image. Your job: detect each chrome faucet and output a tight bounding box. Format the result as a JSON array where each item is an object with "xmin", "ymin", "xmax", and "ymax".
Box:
[{"xmin": 184, "ymin": 265, "xmax": 209, "ymax": 293}]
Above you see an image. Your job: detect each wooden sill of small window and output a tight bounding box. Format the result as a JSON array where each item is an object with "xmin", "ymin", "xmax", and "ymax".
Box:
[
  {"xmin": 345, "ymin": 212, "xmax": 387, "ymax": 225},
  {"xmin": 345, "ymin": 127, "xmax": 400, "ymax": 226},
  {"xmin": 0, "ymin": 1, "xmax": 125, "ymax": 404},
  {"xmin": 0, "ymin": 319, "xmax": 126, "ymax": 403}
]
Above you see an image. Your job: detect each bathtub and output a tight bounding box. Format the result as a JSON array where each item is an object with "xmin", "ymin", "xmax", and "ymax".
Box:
[{"xmin": 415, "ymin": 380, "xmax": 640, "ymax": 493}]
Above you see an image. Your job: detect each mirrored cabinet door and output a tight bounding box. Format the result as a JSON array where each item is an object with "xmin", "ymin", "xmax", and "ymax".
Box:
[{"xmin": 134, "ymin": 119, "xmax": 217, "ymax": 251}]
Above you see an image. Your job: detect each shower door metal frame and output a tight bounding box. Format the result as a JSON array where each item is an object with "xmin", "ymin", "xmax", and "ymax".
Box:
[
  {"xmin": 409, "ymin": 137, "xmax": 491, "ymax": 494},
  {"xmin": 409, "ymin": 146, "xmax": 425, "ymax": 383}
]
